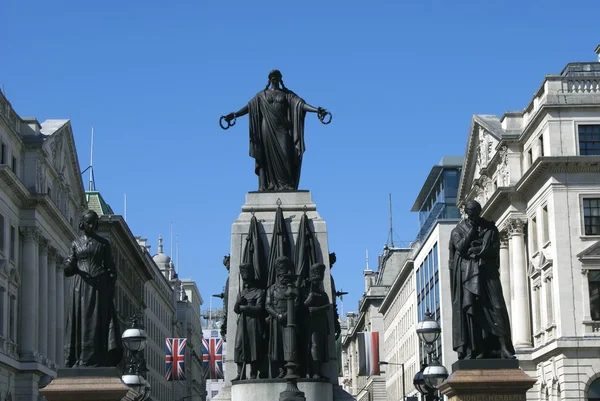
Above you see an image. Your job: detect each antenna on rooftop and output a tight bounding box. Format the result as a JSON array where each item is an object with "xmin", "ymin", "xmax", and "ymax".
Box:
[
  {"xmin": 124, "ymin": 193, "xmax": 127, "ymax": 222},
  {"xmin": 366, "ymin": 249, "xmax": 370, "ymax": 271},
  {"xmin": 176, "ymin": 234, "xmax": 180, "ymax": 274},
  {"xmin": 88, "ymin": 127, "xmax": 96, "ymax": 191},
  {"xmin": 388, "ymin": 193, "xmax": 394, "ymax": 248}
]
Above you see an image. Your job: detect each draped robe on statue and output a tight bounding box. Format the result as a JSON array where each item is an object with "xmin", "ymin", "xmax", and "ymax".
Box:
[
  {"xmin": 449, "ymin": 218, "xmax": 515, "ymax": 359},
  {"xmin": 247, "ymin": 89, "xmax": 307, "ymax": 191}
]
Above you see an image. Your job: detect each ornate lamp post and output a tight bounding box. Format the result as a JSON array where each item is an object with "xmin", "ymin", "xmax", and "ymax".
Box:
[
  {"xmin": 279, "ymin": 272, "xmax": 306, "ymax": 401},
  {"xmin": 413, "ymin": 310, "xmax": 448, "ymax": 401},
  {"xmin": 121, "ymin": 317, "xmax": 151, "ymax": 401}
]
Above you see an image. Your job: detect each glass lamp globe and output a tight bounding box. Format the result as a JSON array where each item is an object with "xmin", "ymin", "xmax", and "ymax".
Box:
[
  {"xmin": 423, "ymin": 358, "xmax": 449, "ymax": 389},
  {"xmin": 122, "ymin": 319, "xmax": 148, "ymax": 352},
  {"xmin": 416, "ymin": 310, "xmax": 441, "ymax": 345},
  {"xmin": 413, "ymin": 368, "xmax": 431, "ymax": 395}
]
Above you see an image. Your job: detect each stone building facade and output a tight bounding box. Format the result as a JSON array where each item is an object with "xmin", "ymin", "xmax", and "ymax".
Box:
[
  {"xmin": 456, "ymin": 52, "xmax": 600, "ymax": 400},
  {"xmin": 0, "ymin": 91, "xmax": 87, "ymax": 400},
  {"xmin": 341, "ymin": 247, "xmax": 410, "ymax": 401}
]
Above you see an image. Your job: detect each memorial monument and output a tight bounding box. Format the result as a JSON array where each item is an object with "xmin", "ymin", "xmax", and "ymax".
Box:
[
  {"xmin": 215, "ymin": 70, "xmax": 352, "ymax": 401},
  {"xmin": 438, "ymin": 200, "xmax": 535, "ymax": 401}
]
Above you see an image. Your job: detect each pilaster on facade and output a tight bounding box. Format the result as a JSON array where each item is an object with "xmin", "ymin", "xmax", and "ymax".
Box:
[{"xmin": 18, "ymin": 226, "xmax": 40, "ymax": 362}]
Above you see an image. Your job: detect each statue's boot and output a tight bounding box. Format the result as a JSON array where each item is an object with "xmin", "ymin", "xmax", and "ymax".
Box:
[
  {"xmin": 499, "ymin": 338, "xmax": 516, "ymax": 359},
  {"xmin": 233, "ymin": 364, "xmax": 246, "ymax": 380},
  {"xmin": 250, "ymin": 362, "xmax": 258, "ymax": 379}
]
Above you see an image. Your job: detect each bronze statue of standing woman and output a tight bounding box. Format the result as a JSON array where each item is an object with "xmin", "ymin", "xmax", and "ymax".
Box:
[
  {"xmin": 221, "ymin": 69, "xmax": 331, "ymax": 191},
  {"xmin": 64, "ymin": 210, "xmax": 123, "ymax": 367}
]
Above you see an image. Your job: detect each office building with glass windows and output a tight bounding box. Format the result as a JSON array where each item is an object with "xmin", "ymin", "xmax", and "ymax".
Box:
[{"xmin": 380, "ymin": 156, "xmax": 463, "ymax": 401}]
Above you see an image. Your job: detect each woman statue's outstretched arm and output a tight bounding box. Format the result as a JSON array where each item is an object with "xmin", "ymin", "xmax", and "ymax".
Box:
[{"xmin": 224, "ymin": 105, "xmax": 249, "ymax": 123}]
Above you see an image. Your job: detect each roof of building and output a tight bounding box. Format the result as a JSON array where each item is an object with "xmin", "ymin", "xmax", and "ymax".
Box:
[
  {"xmin": 40, "ymin": 119, "xmax": 69, "ymax": 136},
  {"xmin": 411, "ymin": 156, "xmax": 464, "ymax": 212},
  {"xmin": 86, "ymin": 191, "xmax": 115, "ymax": 216}
]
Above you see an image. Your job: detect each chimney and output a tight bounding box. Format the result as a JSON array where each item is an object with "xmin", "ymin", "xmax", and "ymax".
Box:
[{"xmin": 595, "ymin": 44, "xmax": 600, "ymax": 62}]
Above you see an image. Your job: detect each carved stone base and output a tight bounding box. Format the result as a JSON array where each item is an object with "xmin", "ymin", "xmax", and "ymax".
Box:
[
  {"xmin": 40, "ymin": 368, "xmax": 133, "ymax": 401},
  {"xmin": 231, "ymin": 379, "xmax": 331, "ymax": 401},
  {"xmin": 438, "ymin": 359, "xmax": 536, "ymax": 401}
]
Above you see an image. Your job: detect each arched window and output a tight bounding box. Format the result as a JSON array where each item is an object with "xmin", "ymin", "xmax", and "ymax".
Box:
[{"xmin": 589, "ymin": 378, "xmax": 600, "ymax": 401}]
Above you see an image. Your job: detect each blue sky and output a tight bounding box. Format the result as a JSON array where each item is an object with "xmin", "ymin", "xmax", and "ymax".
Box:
[{"xmin": 2, "ymin": 0, "xmax": 599, "ymax": 319}]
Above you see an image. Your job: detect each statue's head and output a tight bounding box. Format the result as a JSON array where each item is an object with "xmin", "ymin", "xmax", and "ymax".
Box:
[
  {"xmin": 310, "ymin": 263, "xmax": 325, "ymax": 283},
  {"xmin": 78, "ymin": 210, "xmax": 99, "ymax": 233},
  {"xmin": 274, "ymin": 256, "xmax": 293, "ymax": 279},
  {"xmin": 464, "ymin": 200, "xmax": 482, "ymax": 220},
  {"xmin": 268, "ymin": 69, "xmax": 282, "ymax": 84},
  {"xmin": 239, "ymin": 262, "xmax": 254, "ymax": 283},
  {"xmin": 329, "ymin": 252, "xmax": 337, "ymax": 269}
]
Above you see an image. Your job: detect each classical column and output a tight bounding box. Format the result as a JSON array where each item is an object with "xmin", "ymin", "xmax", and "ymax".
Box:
[
  {"xmin": 499, "ymin": 231, "xmax": 512, "ymax": 322},
  {"xmin": 19, "ymin": 227, "xmax": 40, "ymax": 361},
  {"xmin": 508, "ymin": 218, "xmax": 532, "ymax": 348},
  {"xmin": 47, "ymin": 248, "xmax": 57, "ymax": 365},
  {"xmin": 55, "ymin": 255, "xmax": 65, "ymax": 368},
  {"xmin": 38, "ymin": 237, "xmax": 49, "ymax": 362}
]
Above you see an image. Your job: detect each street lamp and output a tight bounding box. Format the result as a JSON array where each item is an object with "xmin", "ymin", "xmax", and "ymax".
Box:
[
  {"xmin": 413, "ymin": 310, "xmax": 448, "ymax": 401},
  {"xmin": 121, "ymin": 316, "xmax": 150, "ymax": 401},
  {"xmin": 379, "ymin": 361, "xmax": 405, "ymax": 400}
]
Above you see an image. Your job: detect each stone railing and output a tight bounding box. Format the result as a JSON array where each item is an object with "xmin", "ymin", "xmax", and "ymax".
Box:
[{"xmin": 565, "ymin": 79, "xmax": 600, "ymax": 93}]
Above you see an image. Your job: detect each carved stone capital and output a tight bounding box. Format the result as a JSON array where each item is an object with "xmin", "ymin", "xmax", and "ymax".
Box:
[
  {"xmin": 507, "ymin": 218, "xmax": 526, "ymax": 235},
  {"xmin": 19, "ymin": 227, "xmax": 40, "ymax": 242},
  {"xmin": 499, "ymin": 230, "xmax": 510, "ymax": 246},
  {"xmin": 38, "ymin": 236, "xmax": 49, "ymax": 251},
  {"xmin": 47, "ymin": 247, "xmax": 60, "ymax": 264}
]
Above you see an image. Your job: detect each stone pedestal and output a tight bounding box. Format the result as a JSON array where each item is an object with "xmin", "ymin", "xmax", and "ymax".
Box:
[
  {"xmin": 214, "ymin": 191, "xmax": 353, "ymax": 401},
  {"xmin": 438, "ymin": 360, "xmax": 536, "ymax": 401},
  {"xmin": 39, "ymin": 368, "xmax": 135, "ymax": 401},
  {"xmin": 231, "ymin": 379, "xmax": 332, "ymax": 401}
]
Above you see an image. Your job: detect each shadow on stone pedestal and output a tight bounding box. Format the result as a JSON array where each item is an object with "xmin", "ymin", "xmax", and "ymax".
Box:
[
  {"xmin": 40, "ymin": 368, "xmax": 136, "ymax": 401},
  {"xmin": 438, "ymin": 360, "xmax": 536, "ymax": 401},
  {"xmin": 232, "ymin": 379, "xmax": 332, "ymax": 401}
]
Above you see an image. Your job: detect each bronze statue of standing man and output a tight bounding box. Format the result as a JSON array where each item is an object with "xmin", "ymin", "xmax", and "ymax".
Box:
[
  {"xmin": 449, "ymin": 200, "xmax": 516, "ymax": 360},
  {"xmin": 221, "ymin": 69, "xmax": 331, "ymax": 191}
]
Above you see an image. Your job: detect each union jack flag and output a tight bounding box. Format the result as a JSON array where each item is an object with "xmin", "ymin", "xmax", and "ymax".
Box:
[
  {"xmin": 202, "ymin": 337, "xmax": 223, "ymax": 379},
  {"xmin": 165, "ymin": 338, "xmax": 187, "ymax": 381}
]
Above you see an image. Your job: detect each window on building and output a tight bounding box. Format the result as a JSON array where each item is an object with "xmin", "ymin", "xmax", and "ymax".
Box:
[
  {"xmin": 589, "ymin": 271, "xmax": 600, "ymax": 321},
  {"xmin": 583, "ymin": 198, "xmax": 600, "ymax": 235},
  {"xmin": 527, "ymin": 148, "xmax": 533, "ymax": 166},
  {"xmin": 530, "ymin": 217, "xmax": 538, "ymax": 252},
  {"xmin": 588, "ymin": 377, "xmax": 600, "ymax": 401},
  {"xmin": 579, "ymin": 125, "xmax": 600, "ymax": 156},
  {"xmin": 542, "ymin": 205, "xmax": 549, "ymax": 244},
  {"xmin": 9, "ymin": 295, "xmax": 15, "ymax": 340},
  {"xmin": 0, "ymin": 143, "xmax": 6, "ymax": 165},
  {"xmin": 0, "ymin": 287, "xmax": 5, "ymax": 337},
  {"xmin": 0, "ymin": 214, "xmax": 4, "ymax": 255},
  {"xmin": 9, "ymin": 226, "xmax": 15, "ymax": 262},
  {"xmin": 539, "ymin": 134, "xmax": 545, "ymax": 157}
]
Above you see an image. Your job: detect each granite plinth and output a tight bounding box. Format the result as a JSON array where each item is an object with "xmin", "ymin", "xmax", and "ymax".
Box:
[
  {"xmin": 40, "ymin": 367, "xmax": 134, "ymax": 401},
  {"xmin": 439, "ymin": 359, "xmax": 536, "ymax": 401},
  {"xmin": 231, "ymin": 379, "xmax": 332, "ymax": 401},
  {"xmin": 452, "ymin": 359, "xmax": 520, "ymax": 372}
]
